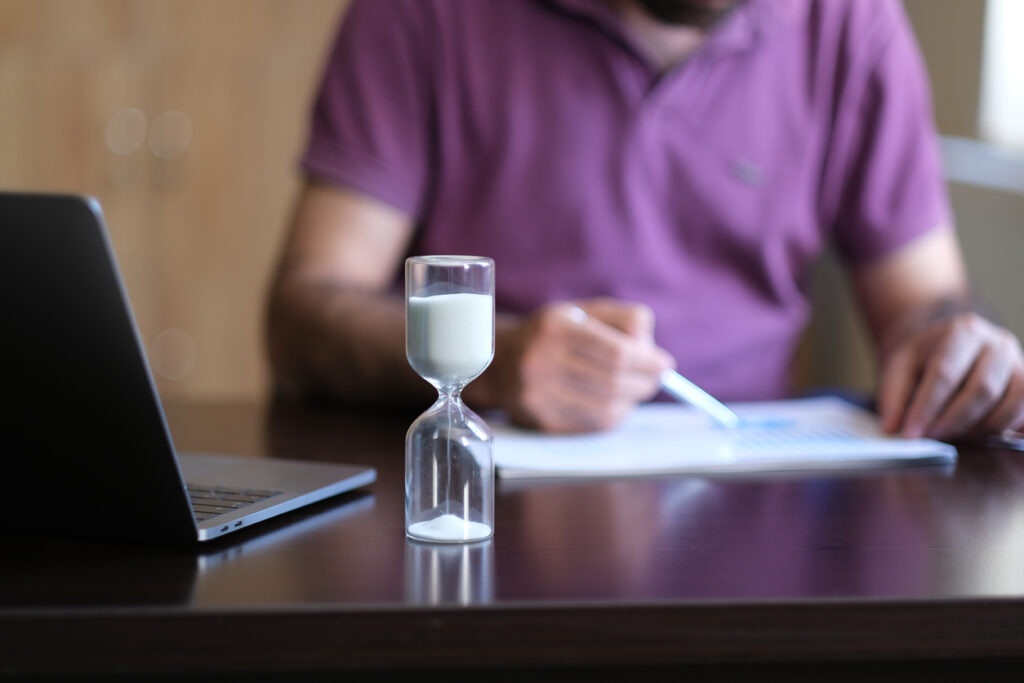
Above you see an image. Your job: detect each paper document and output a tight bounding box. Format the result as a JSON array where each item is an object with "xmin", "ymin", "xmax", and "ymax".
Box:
[{"xmin": 493, "ymin": 397, "xmax": 956, "ymax": 479}]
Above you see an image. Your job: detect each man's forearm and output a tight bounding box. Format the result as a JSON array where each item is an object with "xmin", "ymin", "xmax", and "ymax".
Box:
[{"xmin": 266, "ymin": 276, "xmax": 433, "ymax": 407}]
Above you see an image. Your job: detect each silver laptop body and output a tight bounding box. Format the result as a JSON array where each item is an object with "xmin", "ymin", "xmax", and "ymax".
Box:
[{"xmin": 0, "ymin": 192, "xmax": 375, "ymax": 543}]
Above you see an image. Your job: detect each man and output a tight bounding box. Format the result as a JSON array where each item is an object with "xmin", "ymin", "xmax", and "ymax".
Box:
[{"xmin": 266, "ymin": 0, "xmax": 1024, "ymax": 438}]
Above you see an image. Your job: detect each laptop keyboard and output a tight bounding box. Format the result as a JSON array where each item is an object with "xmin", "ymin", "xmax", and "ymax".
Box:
[{"xmin": 186, "ymin": 484, "xmax": 282, "ymax": 521}]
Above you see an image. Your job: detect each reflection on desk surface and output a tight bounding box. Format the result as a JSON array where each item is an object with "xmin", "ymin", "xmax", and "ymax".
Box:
[
  {"xmin": 0, "ymin": 491, "xmax": 375, "ymax": 609},
  {"xmin": 190, "ymin": 492, "xmax": 376, "ymax": 605},
  {"xmin": 494, "ymin": 454, "xmax": 1024, "ymax": 602},
  {"xmin": 6, "ymin": 447, "xmax": 1024, "ymax": 609},
  {"xmin": 405, "ymin": 538, "xmax": 493, "ymax": 607}
]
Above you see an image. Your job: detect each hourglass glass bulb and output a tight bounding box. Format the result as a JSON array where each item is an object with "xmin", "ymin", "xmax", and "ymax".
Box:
[{"xmin": 405, "ymin": 256, "xmax": 496, "ymax": 544}]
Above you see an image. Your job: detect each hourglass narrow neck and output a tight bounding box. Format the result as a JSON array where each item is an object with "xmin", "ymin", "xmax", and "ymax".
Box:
[{"xmin": 437, "ymin": 385, "xmax": 464, "ymax": 402}]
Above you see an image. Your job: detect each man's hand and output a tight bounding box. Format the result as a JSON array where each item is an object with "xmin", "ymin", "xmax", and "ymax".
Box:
[
  {"xmin": 878, "ymin": 312, "xmax": 1024, "ymax": 440},
  {"xmin": 851, "ymin": 227, "xmax": 1024, "ymax": 441},
  {"xmin": 493, "ymin": 298, "xmax": 674, "ymax": 433}
]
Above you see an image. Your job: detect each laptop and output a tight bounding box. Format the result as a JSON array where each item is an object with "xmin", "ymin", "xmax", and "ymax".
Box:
[{"xmin": 0, "ymin": 192, "xmax": 376, "ymax": 544}]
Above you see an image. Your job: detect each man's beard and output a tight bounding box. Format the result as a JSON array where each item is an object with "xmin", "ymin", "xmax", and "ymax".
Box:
[{"xmin": 634, "ymin": 0, "xmax": 745, "ymax": 28}]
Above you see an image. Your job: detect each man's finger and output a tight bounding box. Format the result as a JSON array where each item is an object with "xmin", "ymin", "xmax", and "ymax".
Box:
[
  {"xmin": 561, "ymin": 305, "xmax": 671, "ymax": 375},
  {"xmin": 522, "ymin": 375, "xmax": 633, "ymax": 434},
  {"xmin": 877, "ymin": 343, "xmax": 921, "ymax": 434},
  {"xmin": 980, "ymin": 373, "xmax": 1024, "ymax": 435},
  {"xmin": 546, "ymin": 343, "xmax": 635, "ymax": 400},
  {"xmin": 577, "ymin": 299, "xmax": 655, "ymax": 339},
  {"xmin": 928, "ymin": 345, "xmax": 1012, "ymax": 440},
  {"xmin": 900, "ymin": 327, "xmax": 983, "ymax": 437}
]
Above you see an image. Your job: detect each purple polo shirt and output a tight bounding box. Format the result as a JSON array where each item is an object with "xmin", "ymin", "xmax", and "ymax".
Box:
[{"xmin": 302, "ymin": 0, "xmax": 950, "ymax": 400}]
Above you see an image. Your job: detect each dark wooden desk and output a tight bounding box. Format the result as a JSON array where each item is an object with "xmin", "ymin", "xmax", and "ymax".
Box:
[{"xmin": 3, "ymin": 400, "xmax": 1024, "ymax": 681}]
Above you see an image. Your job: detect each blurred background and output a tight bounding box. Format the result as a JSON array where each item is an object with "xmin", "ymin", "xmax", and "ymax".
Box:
[{"xmin": 0, "ymin": 0, "xmax": 1021, "ymax": 403}]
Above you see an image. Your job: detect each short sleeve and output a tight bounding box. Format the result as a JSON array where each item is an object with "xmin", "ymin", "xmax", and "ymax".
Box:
[
  {"xmin": 824, "ymin": 3, "xmax": 953, "ymax": 266},
  {"xmin": 301, "ymin": 0, "xmax": 434, "ymax": 215}
]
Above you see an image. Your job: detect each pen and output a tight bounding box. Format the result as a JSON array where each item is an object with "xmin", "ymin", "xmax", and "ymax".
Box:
[
  {"xmin": 659, "ymin": 369, "xmax": 741, "ymax": 429},
  {"xmin": 566, "ymin": 304, "xmax": 742, "ymax": 430}
]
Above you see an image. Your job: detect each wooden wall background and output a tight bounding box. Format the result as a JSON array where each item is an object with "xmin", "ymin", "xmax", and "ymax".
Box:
[{"xmin": 0, "ymin": 0, "xmax": 346, "ymax": 401}]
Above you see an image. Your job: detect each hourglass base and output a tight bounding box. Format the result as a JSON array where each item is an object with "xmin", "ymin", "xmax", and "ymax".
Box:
[{"xmin": 407, "ymin": 514, "xmax": 493, "ymax": 543}]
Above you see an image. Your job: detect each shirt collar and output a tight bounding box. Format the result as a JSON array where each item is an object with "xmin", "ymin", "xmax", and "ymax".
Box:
[
  {"xmin": 710, "ymin": 0, "xmax": 800, "ymax": 56},
  {"xmin": 540, "ymin": 0, "xmax": 800, "ymax": 62}
]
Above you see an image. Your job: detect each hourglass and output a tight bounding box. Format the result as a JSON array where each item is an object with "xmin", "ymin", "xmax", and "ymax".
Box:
[{"xmin": 405, "ymin": 256, "xmax": 495, "ymax": 543}]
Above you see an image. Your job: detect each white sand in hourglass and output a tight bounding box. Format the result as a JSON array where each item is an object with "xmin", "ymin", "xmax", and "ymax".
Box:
[
  {"xmin": 408, "ymin": 482, "xmax": 491, "ymax": 541},
  {"xmin": 407, "ymin": 292, "xmax": 493, "ymax": 385}
]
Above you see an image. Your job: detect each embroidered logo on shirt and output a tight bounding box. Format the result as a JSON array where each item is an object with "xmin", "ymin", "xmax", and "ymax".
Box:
[{"xmin": 730, "ymin": 158, "xmax": 765, "ymax": 187}]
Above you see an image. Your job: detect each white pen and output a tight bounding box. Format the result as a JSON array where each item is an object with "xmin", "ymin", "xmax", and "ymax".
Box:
[
  {"xmin": 658, "ymin": 369, "xmax": 741, "ymax": 430},
  {"xmin": 566, "ymin": 305, "xmax": 741, "ymax": 429}
]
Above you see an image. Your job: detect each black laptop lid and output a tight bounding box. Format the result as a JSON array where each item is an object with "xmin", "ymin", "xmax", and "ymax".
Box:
[{"xmin": 0, "ymin": 193, "xmax": 197, "ymax": 543}]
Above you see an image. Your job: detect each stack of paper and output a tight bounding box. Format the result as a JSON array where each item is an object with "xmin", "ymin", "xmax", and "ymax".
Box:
[{"xmin": 492, "ymin": 397, "xmax": 956, "ymax": 479}]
